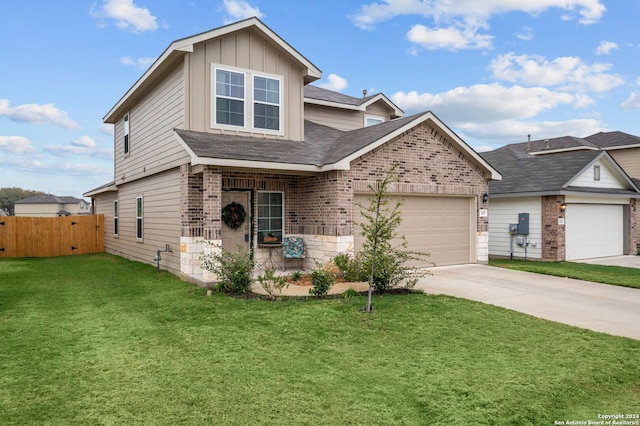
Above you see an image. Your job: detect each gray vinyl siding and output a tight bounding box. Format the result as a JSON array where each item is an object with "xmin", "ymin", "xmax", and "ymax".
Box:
[
  {"xmin": 115, "ymin": 63, "xmax": 187, "ymax": 184},
  {"xmin": 488, "ymin": 197, "xmax": 542, "ymax": 260},
  {"xmin": 96, "ymin": 169, "xmax": 182, "ymax": 274},
  {"xmin": 185, "ymin": 28, "xmax": 305, "ymax": 140}
]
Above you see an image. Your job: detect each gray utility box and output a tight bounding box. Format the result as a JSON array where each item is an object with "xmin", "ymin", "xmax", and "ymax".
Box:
[{"xmin": 518, "ymin": 213, "xmax": 530, "ymax": 235}]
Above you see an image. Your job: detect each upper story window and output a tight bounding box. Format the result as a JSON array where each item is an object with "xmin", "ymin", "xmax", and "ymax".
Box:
[
  {"xmin": 365, "ymin": 115, "xmax": 385, "ymax": 127},
  {"xmin": 123, "ymin": 113, "xmax": 130, "ymax": 155},
  {"xmin": 212, "ymin": 65, "xmax": 282, "ymax": 134}
]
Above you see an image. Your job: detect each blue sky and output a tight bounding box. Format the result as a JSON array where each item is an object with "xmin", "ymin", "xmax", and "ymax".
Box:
[{"xmin": 1, "ymin": 0, "xmax": 639, "ymax": 197}]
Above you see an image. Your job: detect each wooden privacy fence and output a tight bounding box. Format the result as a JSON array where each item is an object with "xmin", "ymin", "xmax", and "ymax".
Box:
[{"xmin": 0, "ymin": 215, "xmax": 104, "ymax": 258}]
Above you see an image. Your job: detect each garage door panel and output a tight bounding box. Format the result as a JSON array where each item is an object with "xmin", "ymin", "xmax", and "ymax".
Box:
[
  {"xmin": 354, "ymin": 195, "xmax": 472, "ymax": 267},
  {"xmin": 565, "ymin": 204, "xmax": 623, "ymax": 260}
]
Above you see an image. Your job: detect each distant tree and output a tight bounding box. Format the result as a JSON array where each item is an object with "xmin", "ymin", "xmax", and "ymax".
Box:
[{"xmin": 0, "ymin": 187, "xmax": 46, "ymax": 216}]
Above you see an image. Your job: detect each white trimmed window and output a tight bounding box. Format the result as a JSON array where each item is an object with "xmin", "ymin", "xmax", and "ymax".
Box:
[
  {"xmin": 364, "ymin": 115, "xmax": 384, "ymax": 127},
  {"xmin": 257, "ymin": 191, "xmax": 284, "ymax": 244},
  {"xmin": 114, "ymin": 200, "xmax": 119, "ymax": 236},
  {"xmin": 123, "ymin": 113, "xmax": 130, "ymax": 155},
  {"xmin": 136, "ymin": 196, "xmax": 143, "ymax": 240},
  {"xmin": 212, "ymin": 65, "xmax": 282, "ymax": 134}
]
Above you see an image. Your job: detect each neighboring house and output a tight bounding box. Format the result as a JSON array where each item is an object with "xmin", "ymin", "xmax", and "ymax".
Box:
[
  {"xmin": 481, "ymin": 137, "xmax": 640, "ymax": 261},
  {"xmin": 84, "ymin": 17, "xmax": 500, "ymax": 283},
  {"xmin": 14, "ymin": 194, "xmax": 92, "ymax": 217}
]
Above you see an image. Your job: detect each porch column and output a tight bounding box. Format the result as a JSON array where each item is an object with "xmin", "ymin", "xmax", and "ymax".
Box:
[
  {"xmin": 180, "ymin": 164, "xmax": 203, "ymax": 236},
  {"xmin": 203, "ymin": 166, "xmax": 222, "ymax": 241}
]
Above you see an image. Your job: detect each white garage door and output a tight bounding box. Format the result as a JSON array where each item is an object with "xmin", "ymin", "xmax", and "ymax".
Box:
[
  {"xmin": 354, "ymin": 195, "xmax": 473, "ymax": 267},
  {"xmin": 565, "ymin": 204, "xmax": 623, "ymax": 260}
]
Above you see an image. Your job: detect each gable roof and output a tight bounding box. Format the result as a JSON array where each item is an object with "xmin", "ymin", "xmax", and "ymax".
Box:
[
  {"xmin": 15, "ymin": 194, "xmax": 84, "ymax": 204},
  {"xmin": 585, "ymin": 131, "xmax": 640, "ymax": 150},
  {"xmin": 304, "ymin": 85, "xmax": 403, "ymax": 118},
  {"xmin": 481, "ymin": 147, "xmax": 640, "ymax": 197},
  {"xmin": 175, "ymin": 112, "xmax": 500, "ymax": 179},
  {"xmin": 104, "ymin": 17, "xmax": 322, "ymax": 123}
]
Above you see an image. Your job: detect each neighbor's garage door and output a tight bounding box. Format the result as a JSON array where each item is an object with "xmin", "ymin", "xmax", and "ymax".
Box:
[
  {"xmin": 565, "ymin": 204, "xmax": 623, "ymax": 260},
  {"xmin": 354, "ymin": 195, "xmax": 473, "ymax": 267}
]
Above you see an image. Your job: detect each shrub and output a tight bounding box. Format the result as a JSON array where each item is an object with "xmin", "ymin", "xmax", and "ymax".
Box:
[
  {"xmin": 342, "ymin": 288, "xmax": 360, "ymax": 299},
  {"xmin": 257, "ymin": 268, "xmax": 289, "ymax": 300},
  {"xmin": 333, "ymin": 253, "xmax": 367, "ymax": 282},
  {"xmin": 291, "ymin": 270, "xmax": 302, "ymax": 282},
  {"xmin": 309, "ymin": 264, "xmax": 335, "ymax": 297},
  {"xmin": 200, "ymin": 244, "xmax": 254, "ymax": 294}
]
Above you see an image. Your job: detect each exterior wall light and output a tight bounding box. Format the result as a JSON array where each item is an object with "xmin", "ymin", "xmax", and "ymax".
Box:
[
  {"xmin": 559, "ymin": 203, "xmax": 567, "ymax": 211},
  {"xmin": 482, "ymin": 192, "xmax": 489, "ymax": 203}
]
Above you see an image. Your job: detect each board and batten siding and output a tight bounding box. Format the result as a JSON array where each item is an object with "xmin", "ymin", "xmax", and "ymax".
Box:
[
  {"xmin": 488, "ymin": 197, "xmax": 542, "ymax": 259},
  {"xmin": 186, "ymin": 28, "xmax": 305, "ymax": 140},
  {"xmin": 570, "ymin": 159, "xmax": 625, "ymax": 189},
  {"xmin": 96, "ymin": 169, "xmax": 182, "ymax": 274},
  {"xmin": 114, "ymin": 63, "xmax": 187, "ymax": 184}
]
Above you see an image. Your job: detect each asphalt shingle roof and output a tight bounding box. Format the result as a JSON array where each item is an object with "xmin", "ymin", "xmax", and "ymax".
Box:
[
  {"xmin": 176, "ymin": 114, "xmax": 423, "ymax": 167},
  {"xmin": 303, "ymin": 85, "xmax": 376, "ymax": 106},
  {"xmin": 585, "ymin": 131, "xmax": 640, "ymax": 148},
  {"xmin": 15, "ymin": 194, "xmax": 84, "ymax": 204},
  {"xmin": 481, "ymin": 148, "xmax": 605, "ymax": 194}
]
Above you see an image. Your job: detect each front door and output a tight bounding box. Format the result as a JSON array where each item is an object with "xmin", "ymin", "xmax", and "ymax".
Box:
[{"xmin": 221, "ymin": 191, "xmax": 251, "ymax": 253}]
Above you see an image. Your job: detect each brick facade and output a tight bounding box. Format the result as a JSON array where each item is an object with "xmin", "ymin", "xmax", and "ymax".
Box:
[
  {"xmin": 179, "ymin": 121, "xmax": 492, "ymax": 276},
  {"xmin": 541, "ymin": 195, "xmax": 566, "ymax": 261}
]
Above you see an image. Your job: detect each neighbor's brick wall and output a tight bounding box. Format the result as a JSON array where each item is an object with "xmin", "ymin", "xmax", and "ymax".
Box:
[
  {"xmin": 628, "ymin": 198, "xmax": 637, "ymax": 254},
  {"xmin": 541, "ymin": 195, "xmax": 566, "ymax": 261}
]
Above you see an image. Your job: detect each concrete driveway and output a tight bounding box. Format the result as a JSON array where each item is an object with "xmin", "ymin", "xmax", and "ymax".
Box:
[{"xmin": 416, "ymin": 264, "xmax": 640, "ymax": 340}]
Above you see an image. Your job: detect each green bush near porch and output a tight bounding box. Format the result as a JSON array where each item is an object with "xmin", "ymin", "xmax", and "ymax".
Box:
[{"xmin": 1, "ymin": 254, "xmax": 638, "ymax": 425}]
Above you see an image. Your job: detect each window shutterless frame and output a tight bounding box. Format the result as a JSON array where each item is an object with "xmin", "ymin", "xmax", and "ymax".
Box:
[
  {"xmin": 257, "ymin": 191, "xmax": 284, "ymax": 244},
  {"xmin": 113, "ymin": 200, "xmax": 119, "ymax": 236},
  {"xmin": 136, "ymin": 196, "xmax": 143, "ymax": 240},
  {"xmin": 123, "ymin": 113, "xmax": 130, "ymax": 155}
]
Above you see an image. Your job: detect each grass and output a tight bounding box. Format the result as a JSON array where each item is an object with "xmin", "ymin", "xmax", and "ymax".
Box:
[
  {"xmin": 1, "ymin": 254, "xmax": 639, "ymax": 425},
  {"xmin": 489, "ymin": 258, "xmax": 640, "ymax": 289}
]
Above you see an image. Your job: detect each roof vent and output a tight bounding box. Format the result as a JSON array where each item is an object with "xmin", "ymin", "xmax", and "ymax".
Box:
[
  {"xmin": 362, "ymin": 89, "xmax": 368, "ymax": 98},
  {"xmin": 545, "ymin": 139, "xmax": 550, "ymax": 149}
]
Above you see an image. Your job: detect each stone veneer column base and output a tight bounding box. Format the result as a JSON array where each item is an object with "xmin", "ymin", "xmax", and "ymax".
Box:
[
  {"xmin": 476, "ymin": 231, "xmax": 489, "ymax": 264},
  {"xmin": 300, "ymin": 234, "xmax": 354, "ymax": 267},
  {"xmin": 180, "ymin": 237, "xmax": 221, "ymax": 283}
]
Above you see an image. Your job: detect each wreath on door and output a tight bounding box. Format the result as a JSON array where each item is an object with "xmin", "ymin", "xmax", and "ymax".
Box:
[{"xmin": 221, "ymin": 201, "xmax": 247, "ymax": 230}]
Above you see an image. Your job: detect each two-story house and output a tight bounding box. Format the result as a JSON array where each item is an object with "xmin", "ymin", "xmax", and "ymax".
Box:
[
  {"xmin": 84, "ymin": 17, "xmax": 500, "ymax": 283},
  {"xmin": 14, "ymin": 194, "xmax": 92, "ymax": 217}
]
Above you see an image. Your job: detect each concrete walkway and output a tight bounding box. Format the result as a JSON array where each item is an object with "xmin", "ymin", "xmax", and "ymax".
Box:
[
  {"xmin": 573, "ymin": 254, "xmax": 640, "ymax": 268},
  {"xmin": 416, "ymin": 264, "xmax": 640, "ymax": 340}
]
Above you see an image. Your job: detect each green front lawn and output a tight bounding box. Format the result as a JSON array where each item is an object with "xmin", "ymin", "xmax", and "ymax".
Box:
[
  {"xmin": 1, "ymin": 254, "xmax": 639, "ymax": 425},
  {"xmin": 489, "ymin": 258, "xmax": 640, "ymax": 289}
]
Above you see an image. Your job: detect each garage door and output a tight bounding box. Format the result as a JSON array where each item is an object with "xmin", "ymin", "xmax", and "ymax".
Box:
[
  {"xmin": 354, "ymin": 195, "xmax": 473, "ymax": 267},
  {"xmin": 565, "ymin": 204, "xmax": 623, "ymax": 260}
]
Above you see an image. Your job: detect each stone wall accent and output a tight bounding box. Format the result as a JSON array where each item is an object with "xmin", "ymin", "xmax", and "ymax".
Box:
[
  {"xmin": 541, "ymin": 195, "xmax": 566, "ymax": 261},
  {"xmin": 476, "ymin": 231, "xmax": 489, "ymax": 264},
  {"xmin": 179, "ymin": 236, "xmax": 204, "ymax": 276}
]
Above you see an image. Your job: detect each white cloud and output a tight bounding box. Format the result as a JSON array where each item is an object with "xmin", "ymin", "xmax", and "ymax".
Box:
[
  {"xmin": 407, "ymin": 24, "xmax": 492, "ymax": 51},
  {"xmin": 489, "ymin": 53, "xmax": 624, "ymax": 92},
  {"xmin": 100, "ymin": 123, "xmax": 115, "ymax": 136},
  {"xmin": 460, "ymin": 118, "xmax": 606, "ymax": 144},
  {"xmin": 120, "ymin": 56, "xmax": 156, "ymax": 70},
  {"xmin": 515, "ymin": 27, "xmax": 533, "ymax": 41},
  {"xmin": 0, "ymin": 99, "xmax": 79, "ymax": 129},
  {"xmin": 352, "ymin": 0, "xmax": 605, "ymax": 53},
  {"xmin": 318, "ymin": 74, "xmax": 348, "ymax": 92},
  {"xmin": 44, "ymin": 136, "xmax": 113, "ymax": 160},
  {"xmin": 223, "ymin": 0, "xmax": 264, "ymax": 23},
  {"xmin": 392, "ymin": 83, "xmax": 580, "ymax": 122},
  {"xmin": 92, "ymin": 0, "xmax": 158, "ymax": 33},
  {"xmin": 0, "ymin": 136, "xmax": 37, "ymax": 154},
  {"xmin": 621, "ymin": 92, "xmax": 640, "ymax": 110},
  {"xmin": 595, "ymin": 40, "xmax": 619, "ymax": 55}
]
